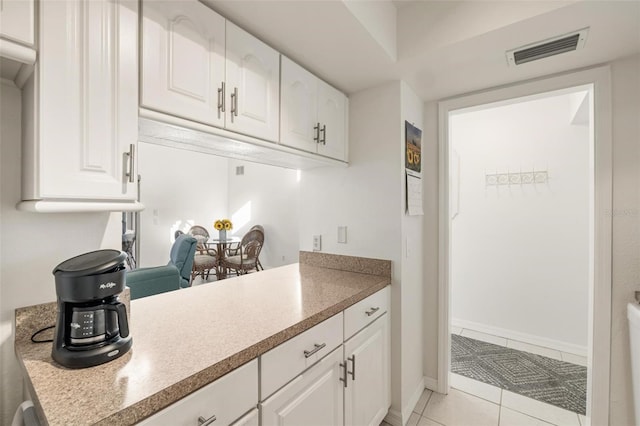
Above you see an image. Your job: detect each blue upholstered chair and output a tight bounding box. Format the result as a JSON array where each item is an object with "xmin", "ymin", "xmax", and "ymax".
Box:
[{"xmin": 126, "ymin": 234, "xmax": 197, "ymax": 300}]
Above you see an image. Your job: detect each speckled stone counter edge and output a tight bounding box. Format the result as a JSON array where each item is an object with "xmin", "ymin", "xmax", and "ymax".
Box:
[
  {"xmin": 15, "ymin": 257, "xmax": 390, "ymax": 425},
  {"xmin": 299, "ymin": 251, "xmax": 392, "ymax": 277},
  {"xmin": 94, "ymin": 279, "xmax": 389, "ymax": 425}
]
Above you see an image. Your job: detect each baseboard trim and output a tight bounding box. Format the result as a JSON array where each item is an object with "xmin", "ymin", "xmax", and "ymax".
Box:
[
  {"xmin": 424, "ymin": 376, "xmax": 438, "ymax": 392},
  {"xmin": 452, "ymin": 318, "xmax": 587, "ymax": 356},
  {"xmin": 383, "ymin": 408, "xmax": 402, "ymax": 426}
]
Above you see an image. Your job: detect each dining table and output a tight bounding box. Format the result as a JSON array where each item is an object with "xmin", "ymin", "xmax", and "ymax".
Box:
[{"xmin": 206, "ymin": 236, "xmax": 242, "ymax": 280}]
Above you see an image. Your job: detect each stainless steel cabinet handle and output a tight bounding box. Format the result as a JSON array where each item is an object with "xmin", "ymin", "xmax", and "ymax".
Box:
[
  {"xmin": 313, "ymin": 123, "xmax": 320, "ymax": 144},
  {"xmin": 304, "ymin": 342, "xmax": 326, "ymax": 358},
  {"xmin": 320, "ymin": 124, "xmax": 326, "ymax": 145},
  {"xmin": 339, "ymin": 361, "xmax": 348, "ymax": 387},
  {"xmin": 125, "ymin": 144, "xmax": 135, "ymax": 183},
  {"xmin": 230, "ymin": 87, "xmax": 238, "ymax": 121},
  {"xmin": 348, "ymin": 355, "xmax": 356, "ymax": 380},
  {"xmin": 198, "ymin": 414, "xmax": 217, "ymax": 426},
  {"xmin": 217, "ymin": 82, "xmax": 225, "ymax": 116},
  {"xmin": 365, "ymin": 307, "xmax": 380, "ymax": 316}
]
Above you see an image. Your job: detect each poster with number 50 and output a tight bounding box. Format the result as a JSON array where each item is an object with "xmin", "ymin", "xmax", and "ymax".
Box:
[{"xmin": 405, "ymin": 121, "xmax": 422, "ymax": 174}]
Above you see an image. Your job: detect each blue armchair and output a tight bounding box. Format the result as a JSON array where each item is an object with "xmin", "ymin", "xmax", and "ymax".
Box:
[{"xmin": 126, "ymin": 234, "xmax": 197, "ymax": 299}]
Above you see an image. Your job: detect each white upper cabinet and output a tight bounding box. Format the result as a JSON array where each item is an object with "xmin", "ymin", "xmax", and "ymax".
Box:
[
  {"xmin": 141, "ymin": 0, "xmax": 225, "ymax": 128},
  {"xmin": 225, "ymin": 21, "xmax": 280, "ymax": 142},
  {"xmin": 20, "ymin": 0, "xmax": 140, "ymax": 210},
  {"xmin": 280, "ymin": 56, "xmax": 318, "ymax": 153},
  {"xmin": 317, "ymin": 81, "xmax": 347, "ymax": 161},
  {"xmin": 141, "ymin": 3, "xmax": 279, "ymax": 143},
  {"xmin": 281, "ymin": 57, "xmax": 347, "ymax": 161},
  {"xmin": 0, "ymin": 0, "xmax": 34, "ymax": 46}
]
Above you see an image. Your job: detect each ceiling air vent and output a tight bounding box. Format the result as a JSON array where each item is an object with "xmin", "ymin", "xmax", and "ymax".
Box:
[{"xmin": 506, "ymin": 28, "xmax": 589, "ymax": 66}]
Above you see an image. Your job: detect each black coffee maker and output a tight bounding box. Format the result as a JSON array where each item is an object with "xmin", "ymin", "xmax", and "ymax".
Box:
[{"xmin": 52, "ymin": 249, "xmax": 132, "ymax": 368}]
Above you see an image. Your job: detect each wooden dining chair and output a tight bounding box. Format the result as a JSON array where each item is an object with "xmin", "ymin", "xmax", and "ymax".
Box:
[
  {"xmin": 188, "ymin": 225, "xmax": 217, "ymax": 281},
  {"xmin": 248, "ymin": 225, "xmax": 265, "ymax": 271},
  {"xmin": 220, "ymin": 229, "xmax": 264, "ymax": 276}
]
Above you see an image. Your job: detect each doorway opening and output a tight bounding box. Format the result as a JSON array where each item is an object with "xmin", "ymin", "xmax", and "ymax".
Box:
[{"xmin": 437, "ymin": 67, "xmax": 612, "ymax": 426}]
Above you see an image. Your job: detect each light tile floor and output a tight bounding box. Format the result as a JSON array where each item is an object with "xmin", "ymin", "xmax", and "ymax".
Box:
[{"xmin": 379, "ymin": 328, "xmax": 588, "ymax": 426}]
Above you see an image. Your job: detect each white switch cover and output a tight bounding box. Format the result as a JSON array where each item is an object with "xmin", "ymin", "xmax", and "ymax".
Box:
[
  {"xmin": 313, "ymin": 235, "xmax": 322, "ymax": 251},
  {"xmin": 337, "ymin": 226, "xmax": 347, "ymax": 244}
]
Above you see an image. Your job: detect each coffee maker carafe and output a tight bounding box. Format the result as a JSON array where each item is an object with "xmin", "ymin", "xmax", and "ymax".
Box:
[{"xmin": 52, "ymin": 249, "xmax": 132, "ymax": 368}]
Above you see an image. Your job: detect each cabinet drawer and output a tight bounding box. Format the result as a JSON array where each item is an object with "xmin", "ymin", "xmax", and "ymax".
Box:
[
  {"xmin": 261, "ymin": 312, "xmax": 343, "ymax": 400},
  {"xmin": 344, "ymin": 287, "xmax": 389, "ymax": 340},
  {"xmin": 138, "ymin": 359, "xmax": 257, "ymax": 426}
]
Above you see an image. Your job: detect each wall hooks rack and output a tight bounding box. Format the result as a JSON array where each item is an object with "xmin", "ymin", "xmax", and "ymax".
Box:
[{"xmin": 485, "ymin": 169, "xmax": 549, "ymax": 186}]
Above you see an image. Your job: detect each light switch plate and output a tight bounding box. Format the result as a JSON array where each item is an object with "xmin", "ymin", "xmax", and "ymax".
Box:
[
  {"xmin": 313, "ymin": 235, "xmax": 322, "ymax": 251},
  {"xmin": 337, "ymin": 226, "xmax": 347, "ymax": 244}
]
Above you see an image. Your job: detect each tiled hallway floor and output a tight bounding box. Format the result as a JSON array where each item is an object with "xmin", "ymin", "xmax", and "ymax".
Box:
[
  {"xmin": 381, "ymin": 329, "xmax": 588, "ymax": 426},
  {"xmin": 451, "ymin": 328, "xmax": 587, "ymax": 367}
]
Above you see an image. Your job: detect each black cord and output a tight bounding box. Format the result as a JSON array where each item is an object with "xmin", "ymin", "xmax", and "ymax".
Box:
[{"xmin": 31, "ymin": 325, "xmax": 55, "ymax": 343}]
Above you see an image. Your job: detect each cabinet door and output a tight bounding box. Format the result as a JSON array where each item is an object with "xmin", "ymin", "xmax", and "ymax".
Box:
[
  {"xmin": 38, "ymin": 0, "xmax": 138, "ymax": 200},
  {"xmin": 225, "ymin": 22, "xmax": 280, "ymax": 142},
  {"xmin": 344, "ymin": 314, "xmax": 390, "ymax": 426},
  {"xmin": 141, "ymin": 0, "xmax": 225, "ymax": 127},
  {"xmin": 231, "ymin": 408, "xmax": 259, "ymax": 426},
  {"xmin": 280, "ymin": 56, "xmax": 318, "ymax": 153},
  {"xmin": 261, "ymin": 347, "xmax": 344, "ymax": 426},
  {"xmin": 0, "ymin": 0, "xmax": 34, "ymax": 45},
  {"xmin": 317, "ymin": 80, "xmax": 347, "ymax": 161}
]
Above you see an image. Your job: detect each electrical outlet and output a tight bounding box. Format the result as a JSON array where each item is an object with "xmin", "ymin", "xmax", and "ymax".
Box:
[
  {"xmin": 337, "ymin": 226, "xmax": 347, "ymax": 244},
  {"xmin": 312, "ymin": 235, "xmax": 322, "ymax": 251}
]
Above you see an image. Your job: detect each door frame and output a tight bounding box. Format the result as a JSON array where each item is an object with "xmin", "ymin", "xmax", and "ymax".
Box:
[{"xmin": 437, "ymin": 65, "xmax": 612, "ymax": 425}]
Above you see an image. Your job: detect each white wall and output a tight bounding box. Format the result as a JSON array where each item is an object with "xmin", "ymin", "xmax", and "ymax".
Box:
[
  {"xmin": 300, "ymin": 80, "xmax": 425, "ymax": 423},
  {"xmin": 399, "ymin": 81, "xmax": 425, "ymax": 403},
  {"xmin": 609, "ymin": 54, "xmax": 640, "ymax": 426},
  {"xmin": 450, "ymin": 92, "xmax": 590, "ymax": 352},
  {"xmin": 0, "ymin": 81, "xmax": 121, "ymax": 425},
  {"xmin": 226, "ymin": 159, "xmax": 299, "ymax": 268},
  {"xmin": 137, "ymin": 142, "xmax": 229, "ymax": 267}
]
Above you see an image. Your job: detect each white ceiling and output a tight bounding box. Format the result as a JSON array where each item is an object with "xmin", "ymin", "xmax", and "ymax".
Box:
[{"xmin": 206, "ymin": 0, "xmax": 640, "ymax": 102}]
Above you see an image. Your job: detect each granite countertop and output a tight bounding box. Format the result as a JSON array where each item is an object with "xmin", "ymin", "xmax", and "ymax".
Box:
[{"xmin": 14, "ymin": 252, "xmax": 391, "ymax": 425}]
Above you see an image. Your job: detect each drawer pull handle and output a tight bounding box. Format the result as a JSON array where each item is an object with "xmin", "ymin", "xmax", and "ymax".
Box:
[
  {"xmin": 304, "ymin": 342, "xmax": 326, "ymax": 358},
  {"xmin": 348, "ymin": 355, "xmax": 356, "ymax": 380},
  {"xmin": 198, "ymin": 414, "xmax": 217, "ymax": 426},
  {"xmin": 339, "ymin": 361, "xmax": 348, "ymax": 388},
  {"xmin": 365, "ymin": 307, "xmax": 380, "ymax": 316}
]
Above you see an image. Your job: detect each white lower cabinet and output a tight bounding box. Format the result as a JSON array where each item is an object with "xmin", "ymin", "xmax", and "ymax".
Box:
[
  {"xmin": 260, "ymin": 287, "xmax": 390, "ymax": 426},
  {"xmin": 344, "ymin": 313, "xmax": 390, "ymax": 426},
  {"xmin": 137, "ymin": 359, "xmax": 258, "ymax": 425},
  {"xmin": 261, "ymin": 347, "xmax": 345, "ymax": 426},
  {"xmin": 231, "ymin": 408, "xmax": 259, "ymax": 426}
]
